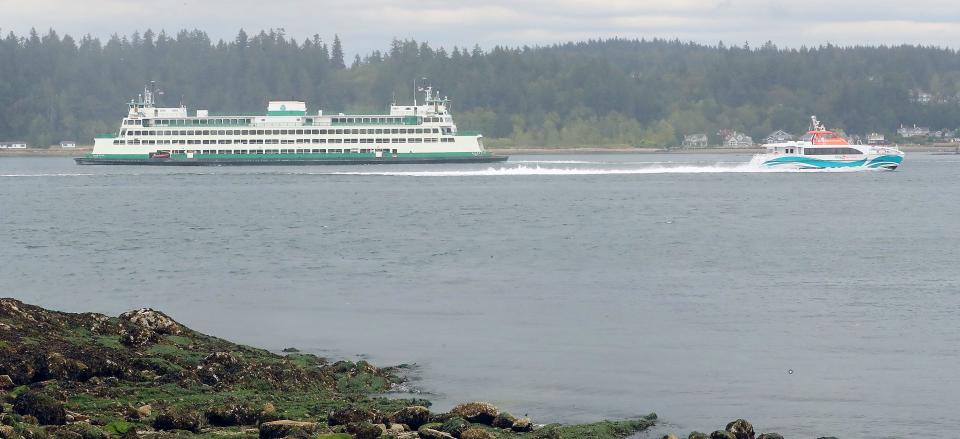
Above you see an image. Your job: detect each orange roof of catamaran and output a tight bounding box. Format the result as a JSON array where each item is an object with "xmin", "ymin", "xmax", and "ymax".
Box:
[{"xmin": 807, "ymin": 116, "xmax": 849, "ymax": 145}]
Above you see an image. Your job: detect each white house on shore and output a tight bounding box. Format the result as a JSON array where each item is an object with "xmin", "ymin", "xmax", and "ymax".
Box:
[
  {"xmin": 897, "ymin": 124, "xmax": 930, "ymax": 138},
  {"xmin": 682, "ymin": 133, "xmax": 708, "ymax": 148},
  {"xmin": 0, "ymin": 141, "xmax": 28, "ymax": 149},
  {"xmin": 60, "ymin": 141, "xmax": 77, "ymax": 148},
  {"xmin": 724, "ymin": 132, "xmax": 754, "ymax": 148},
  {"xmin": 866, "ymin": 133, "xmax": 886, "ymax": 145},
  {"xmin": 764, "ymin": 130, "xmax": 795, "ymax": 144}
]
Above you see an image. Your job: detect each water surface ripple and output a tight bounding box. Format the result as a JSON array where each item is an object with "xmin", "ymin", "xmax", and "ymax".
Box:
[{"xmin": 1, "ymin": 153, "xmax": 957, "ymax": 438}]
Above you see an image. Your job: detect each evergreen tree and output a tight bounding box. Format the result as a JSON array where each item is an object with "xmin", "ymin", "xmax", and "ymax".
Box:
[{"xmin": 331, "ymin": 34, "xmax": 345, "ymax": 69}]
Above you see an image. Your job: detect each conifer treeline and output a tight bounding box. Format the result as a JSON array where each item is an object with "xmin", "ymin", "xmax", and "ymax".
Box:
[{"xmin": 2, "ymin": 28, "xmax": 960, "ymax": 147}]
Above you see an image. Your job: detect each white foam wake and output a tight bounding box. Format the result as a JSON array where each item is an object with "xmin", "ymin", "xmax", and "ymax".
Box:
[
  {"xmin": 327, "ymin": 163, "xmax": 783, "ymax": 177},
  {"xmin": 0, "ymin": 173, "xmax": 95, "ymax": 177}
]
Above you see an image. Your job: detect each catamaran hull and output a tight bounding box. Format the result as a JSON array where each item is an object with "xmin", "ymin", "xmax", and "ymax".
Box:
[
  {"xmin": 75, "ymin": 155, "xmax": 509, "ymax": 166},
  {"xmin": 760, "ymin": 154, "xmax": 903, "ymax": 171}
]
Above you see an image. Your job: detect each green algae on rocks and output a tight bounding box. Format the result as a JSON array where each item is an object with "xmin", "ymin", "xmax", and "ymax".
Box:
[{"xmin": 0, "ymin": 298, "xmax": 656, "ymax": 439}]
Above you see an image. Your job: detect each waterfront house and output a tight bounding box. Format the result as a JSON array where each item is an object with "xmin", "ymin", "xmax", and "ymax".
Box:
[
  {"xmin": 764, "ymin": 130, "xmax": 795, "ymax": 143},
  {"xmin": 866, "ymin": 133, "xmax": 886, "ymax": 145},
  {"xmin": 682, "ymin": 133, "xmax": 708, "ymax": 148},
  {"xmin": 60, "ymin": 141, "xmax": 77, "ymax": 148},
  {"xmin": 897, "ymin": 124, "xmax": 930, "ymax": 138},
  {"xmin": 723, "ymin": 132, "xmax": 754, "ymax": 148},
  {"xmin": 0, "ymin": 141, "xmax": 28, "ymax": 149}
]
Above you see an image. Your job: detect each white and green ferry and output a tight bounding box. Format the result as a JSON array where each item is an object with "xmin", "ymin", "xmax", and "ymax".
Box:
[{"xmin": 76, "ymin": 83, "xmax": 506, "ymax": 165}]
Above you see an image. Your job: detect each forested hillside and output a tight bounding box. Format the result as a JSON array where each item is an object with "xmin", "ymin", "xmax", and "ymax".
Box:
[{"xmin": 2, "ymin": 28, "xmax": 960, "ymax": 147}]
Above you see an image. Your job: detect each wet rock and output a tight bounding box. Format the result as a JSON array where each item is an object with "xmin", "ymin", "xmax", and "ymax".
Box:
[
  {"xmin": 118, "ymin": 326, "xmax": 157, "ymax": 348},
  {"xmin": 439, "ymin": 416, "xmax": 470, "ymax": 437},
  {"xmin": 259, "ymin": 403, "xmax": 279, "ymax": 424},
  {"xmin": 0, "ymin": 376, "xmax": 13, "ymax": 391},
  {"xmin": 449, "ymin": 402, "xmax": 499, "ymax": 425},
  {"xmin": 281, "ymin": 348, "xmax": 300, "ymax": 353},
  {"xmin": 757, "ymin": 434, "xmax": 784, "ymax": 439},
  {"xmin": 258, "ymin": 420, "xmax": 321, "ymax": 439},
  {"xmin": 205, "ymin": 402, "xmax": 260, "ymax": 426},
  {"xmin": 118, "ymin": 309, "xmax": 183, "ymax": 336},
  {"xmin": 491, "ymin": 412, "xmax": 516, "ymax": 429},
  {"xmin": 511, "ymin": 417, "xmax": 532, "ymax": 433},
  {"xmin": 725, "ymin": 419, "xmax": 754, "ymax": 439},
  {"xmin": 197, "ymin": 352, "xmax": 244, "ymax": 386},
  {"xmin": 381, "ymin": 423, "xmax": 407, "ymax": 434},
  {"xmin": 152, "ymin": 407, "xmax": 204, "ymax": 433},
  {"xmin": 661, "ymin": 435, "xmax": 680, "ymax": 439},
  {"xmin": 417, "ymin": 428, "xmax": 454, "ymax": 439},
  {"xmin": 459, "ymin": 427, "xmax": 494, "ymax": 439},
  {"xmin": 688, "ymin": 432, "xmax": 709, "ymax": 439},
  {"xmin": 327, "ymin": 407, "xmax": 381, "ymax": 426},
  {"xmin": 710, "ymin": 431, "xmax": 736, "ymax": 439},
  {"xmin": 531, "ymin": 425, "xmax": 561, "ymax": 439},
  {"xmin": 13, "ymin": 391, "xmax": 66, "ymax": 426},
  {"xmin": 346, "ymin": 422, "xmax": 381, "ymax": 439},
  {"xmin": 50, "ymin": 424, "xmax": 108, "ymax": 439},
  {"xmin": 389, "ymin": 406, "xmax": 431, "ymax": 431}
]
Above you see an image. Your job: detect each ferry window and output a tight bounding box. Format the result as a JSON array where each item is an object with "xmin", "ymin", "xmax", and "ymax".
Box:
[
  {"xmin": 415, "ymin": 129, "xmax": 423, "ymax": 134},
  {"xmin": 335, "ymin": 129, "xmax": 343, "ymax": 135},
  {"xmin": 390, "ymin": 129, "xmax": 398, "ymax": 134},
  {"xmin": 351, "ymin": 129, "xmax": 359, "ymax": 134},
  {"xmin": 400, "ymin": 129, "xmax": 408, "ymax": 134},
  {"xmin": 347, "ymin": 118, "xmax": 355, "ymax": 123},
  {"xmin": 311, "ymin": 129, "xmax": 319, "ymax": 134}
]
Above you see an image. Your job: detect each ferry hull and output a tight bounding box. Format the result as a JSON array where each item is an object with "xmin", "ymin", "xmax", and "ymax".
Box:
[
  {"xmin": 75, "ymin": 155, "xmax": 508, "ymax": 166},
  {"xmin": 760, "ymin": 154, "xmax": 903, "ymax": 171}
]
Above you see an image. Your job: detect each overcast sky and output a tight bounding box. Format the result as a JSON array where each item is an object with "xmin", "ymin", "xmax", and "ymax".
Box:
[{"xmin": 2, "ymin": 0, "xmax": 960, "ymax": 55}]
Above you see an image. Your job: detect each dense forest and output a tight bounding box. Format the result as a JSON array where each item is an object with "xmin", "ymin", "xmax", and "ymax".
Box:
[{"xmin": 2, "ymin": 28, "xmax": 960, "ymax": 147}]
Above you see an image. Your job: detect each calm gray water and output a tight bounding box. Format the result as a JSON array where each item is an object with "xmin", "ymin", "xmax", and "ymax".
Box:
[{"xmin": 1, "ymin": 153, "xmax": 958, "ymax": 438}]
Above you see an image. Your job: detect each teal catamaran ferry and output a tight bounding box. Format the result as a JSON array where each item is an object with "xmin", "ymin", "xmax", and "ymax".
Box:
[{"xmin": 76, "ymin": 82, "xmax": 506, "ymax": 166}]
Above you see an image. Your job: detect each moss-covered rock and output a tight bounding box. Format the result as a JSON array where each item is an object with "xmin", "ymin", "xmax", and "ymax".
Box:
[
  {"xmin": 459, "ymin": 427, "xmax": 494, "ymax": 439},
  {"xmin": 204, "ymin": 402, "xmax": 261, "ymax": 426},
  {"xmin": 510, "ymin": 417, "xmax": 532, "ymax": 432},
  {"xmin": 449, "ymin": 403, "xmax": 499, "ymax": 425},
  {"xmin": 0, "ymin": 425, "xmax": 16, "ymax": 439},
  {"xmin": 417, "ymin": 428, "xmax": 454, "ymax": 439},
  {"xmin": 688, "ymin": 432, "xmax": 709, "ymax": 439},
  {"xmin": 345, "ymin": 421, "xmax": 381, "ymax": 439},
  {"xmin": 491, "ymin": 412, "xmax": 516, "ymax": 429},
  {"xmin": 258, "ymin": 420, "xmax": 322, "ymax": 439},
  {"xmin": 724, "ymin": 419, "xmax": 754, "ymax": 439},
  {"xmin": 756, "ymin": 434, "xmax": 784, "ymax": 439},
  {"xmin": 389, "ymin": 406, "xmax": 431, "ymax": 431},
  {"xmin": 327, "ymin": 406, "xmax": 382, "ymax": 426},
  {"xmin": 439, "ymin": 416, "xmax": 470, "ymax": 437},
  {"xmin": 0, "ymin": 376, "xmax": 14, "ymax": 392},
  {"xmin": 13, "ymin": 392, "xmax": 65, "ymax": 426},
  {"xmin": 153, "ymin": 407, "xmax": 204, "ymax": 433},
  {"xmin": 710, "ymin": 431, "xmax": 735, "ymax": 439}
]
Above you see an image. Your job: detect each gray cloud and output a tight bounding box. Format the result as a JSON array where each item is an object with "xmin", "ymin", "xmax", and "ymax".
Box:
[{"xmin": 1, "ymin": 0, "xmax": 959, "ymax": 54}]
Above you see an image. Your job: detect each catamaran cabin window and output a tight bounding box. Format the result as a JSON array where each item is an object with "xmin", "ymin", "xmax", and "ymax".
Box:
[{"xmin": 804, "ymin": 147, "xmax": 862, "ymax": 155}]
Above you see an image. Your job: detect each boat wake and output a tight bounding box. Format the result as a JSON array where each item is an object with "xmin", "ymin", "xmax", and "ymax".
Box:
[
  {"xmin": 0, "ymin": 173, "xmax": 96, "ymax": 177},
  {"xmin": 326, "ymin": 161, "xmax": 868, "ymax": 177}
]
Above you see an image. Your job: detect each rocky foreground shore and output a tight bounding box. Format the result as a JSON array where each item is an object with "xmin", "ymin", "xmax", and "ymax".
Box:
[{"xmin": 0, "ymin": 299, "xmax": 815, "ymax": 439}]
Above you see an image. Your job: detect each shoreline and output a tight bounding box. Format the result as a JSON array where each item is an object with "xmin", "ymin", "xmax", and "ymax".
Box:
[{"xmin": 0, "ymin": 298, "xmax": 793, "ymax": 439}]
